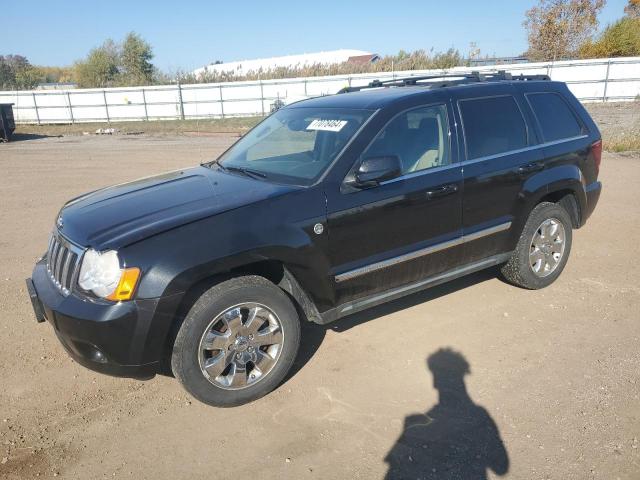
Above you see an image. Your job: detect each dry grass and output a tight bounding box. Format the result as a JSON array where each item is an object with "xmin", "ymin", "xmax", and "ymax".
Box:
[
  {"xmin": 603, "ymin": 134, "xmax": 640, "ymax": 153},
  {"xmin": 586, "ymin": 102, "xmax": 640, "ymax": 153}
]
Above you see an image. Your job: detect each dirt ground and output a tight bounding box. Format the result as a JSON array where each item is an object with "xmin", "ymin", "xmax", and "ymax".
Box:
[
  {"xmin": 1, "ymin": 129, "xmax": 639, "ymax": 479},
  {"xmin": 585, "ymin": 102, "xmax": 640, "ymax": 152}
]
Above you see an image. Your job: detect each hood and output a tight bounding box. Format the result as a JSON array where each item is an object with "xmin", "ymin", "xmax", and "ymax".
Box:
[{"xmin": 57, "ymin": 166, "xmax": 298, "ymax": 250}]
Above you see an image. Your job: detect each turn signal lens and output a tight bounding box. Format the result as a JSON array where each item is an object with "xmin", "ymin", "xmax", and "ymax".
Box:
[{"xmin": 106, "ymin": 267, "xmax": 141, "ymax": 302}]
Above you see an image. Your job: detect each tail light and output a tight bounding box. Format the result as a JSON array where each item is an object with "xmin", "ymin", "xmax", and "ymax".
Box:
[{"xmin": 591, "ymin": 139, "xmax": 602, "ymax": 175}]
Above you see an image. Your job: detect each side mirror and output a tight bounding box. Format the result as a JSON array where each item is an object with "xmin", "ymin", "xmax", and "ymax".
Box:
[{"xmin": 352, "ymin": 155, "xmax": 402, "ymax": 187}]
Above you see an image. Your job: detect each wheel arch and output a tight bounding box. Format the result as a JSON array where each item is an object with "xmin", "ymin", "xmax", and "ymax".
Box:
[
  {"xmin": 158, "ymin": 259, "xmax": 322, "ymax": 375},
  {"xmin": 538, "ymin": 188, "xmax": 581, "ymax": 228},
  {"xmin": 522, "ymin": 164, "xmax": 586, "ymax": 226}
]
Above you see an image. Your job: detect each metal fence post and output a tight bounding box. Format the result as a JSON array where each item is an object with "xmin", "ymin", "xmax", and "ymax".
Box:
[
  {"xmin": 32, "ymin": 92, "xmax": 40, "ymax": 125},
  {"xmin": 304, "ymin": 80, "xmax": 307, "ymax": 97},
  {"xmin": 141, "ymin": 88, "xmax": 149, "ymax": 121},
  {"xmin": 177, "ymin": 82, "xmax": 185, "ymax": 120},
  {"xmin": 219, "ymin": 85, "xmax": 225, "ymax": 119},
  {"xmin": 259, "ymin": 81, "xmax": 265, "ymax": 116},
  {"xmin": 602, "ymin": 59, "xmax": 611, "ymax": 103},
  {"xmin": 102, "ymin": 90, "xmax": 110, "ymax": 124},
  {"xmin": 67, "ymin": 91, "xmax": 75, "ymax": 124}
]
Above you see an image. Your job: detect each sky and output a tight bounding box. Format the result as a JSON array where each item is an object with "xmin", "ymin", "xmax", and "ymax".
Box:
[{"xmin": 1, "ymin": 0, "xmax": 631, "ymax": 72}]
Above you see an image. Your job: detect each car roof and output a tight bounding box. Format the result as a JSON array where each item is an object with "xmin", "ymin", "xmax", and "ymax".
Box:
[{"xmin": 287, "ymin": 80, "xmax": 561, "ymax": 110}]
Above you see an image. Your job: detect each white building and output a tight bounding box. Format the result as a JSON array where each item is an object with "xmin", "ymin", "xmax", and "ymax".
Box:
[{"xmin": 193, "ymin": 49, "xmax": 377, "ymax": 77}]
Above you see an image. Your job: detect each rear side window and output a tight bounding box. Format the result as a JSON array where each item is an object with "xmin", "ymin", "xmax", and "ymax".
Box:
[
  {"xmin": 459, "ymin": 95, "xmax": 528, "ymax": 160},
  {"xmin": 526, "ymin": 92, "xmax": 583, "ymax": 142}
]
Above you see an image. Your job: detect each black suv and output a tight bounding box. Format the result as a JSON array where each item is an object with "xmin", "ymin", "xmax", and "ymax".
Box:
[{"xmin": 27, "ymin": 72, "xmax": 602, "ymax": 406}]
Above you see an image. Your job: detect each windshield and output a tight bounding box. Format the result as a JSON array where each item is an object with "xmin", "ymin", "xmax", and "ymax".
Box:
[{"xmin": 215, "ymin": 107, "xmax": 372, "ymax": 185}]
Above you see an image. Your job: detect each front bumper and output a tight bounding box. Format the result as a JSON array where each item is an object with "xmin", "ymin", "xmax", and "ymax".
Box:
[{"xmin": 28, "ymin": 258, "xmax": 182, "ymax": 379}]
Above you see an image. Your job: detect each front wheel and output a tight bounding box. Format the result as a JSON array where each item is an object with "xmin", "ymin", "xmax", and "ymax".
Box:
[
  {"xmin": 171, "ymin": 275, "xmax": 301, "ymax": 407},
  {"xmin": 501, "ymin": 202, "xmax": 573, "ymax": 289}
]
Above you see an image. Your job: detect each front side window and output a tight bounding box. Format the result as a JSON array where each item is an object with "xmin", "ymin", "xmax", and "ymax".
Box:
[
  {"xmin": 526, "ymin": 92, "xmax": 584, "ymax": 142},
  {"xmin": 362, "ymin": 104, "xmax": 451, "ymax": 175},
  {"xmin": 216, "ymin": 107, "xmax": 372, "ymax": 185},
  {"xmin": 459, "ymin": 95, "xmax": 528, "ymax": 160}
]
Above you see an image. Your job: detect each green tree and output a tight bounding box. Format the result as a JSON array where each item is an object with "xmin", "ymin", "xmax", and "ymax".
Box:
[
  {"xmin": 120, "ymin": 32, "xmax": 154, "ymax": 86},
  {"xmin": 74, "ymin": 39, "xmax": 120, "ymax": 88},
  {"xmin": 0, "ymin": 55, "xmax": 41, "ymax": 90},
  {"xmin": 74, "ymin": 33, "xmax": 154, "ymax": 88},
  {"xmin": 579, "ymin": 17, "xmax": 640, "ymax": 57},
  {"xmin": 524, "ymin": 0, "xmax": 606, "ymax": 61}
]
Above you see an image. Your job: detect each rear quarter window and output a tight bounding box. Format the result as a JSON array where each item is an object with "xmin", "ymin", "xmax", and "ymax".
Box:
[
  {"xmin": 459, "ymin": 95, "xmax": 528, "ymax": 160},
  {"xmin": 526, "ymin": 92, "xmax": 584, "ymax": 142}
]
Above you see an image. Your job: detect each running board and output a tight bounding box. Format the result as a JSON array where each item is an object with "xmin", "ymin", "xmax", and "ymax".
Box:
[{"xmin": 318, "ymin": 252, "xmax": 512, "ymax": 324}]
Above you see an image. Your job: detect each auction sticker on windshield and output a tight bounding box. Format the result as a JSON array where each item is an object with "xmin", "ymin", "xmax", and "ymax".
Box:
[{"xmin": 306, "ymin": 119, "xmax": 348, "ymax": 132}]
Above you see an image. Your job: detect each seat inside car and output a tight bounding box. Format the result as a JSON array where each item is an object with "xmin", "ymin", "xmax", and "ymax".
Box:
[{"xmin": 408, "ymin": 117, "xmax": 442, "ymax": 172}]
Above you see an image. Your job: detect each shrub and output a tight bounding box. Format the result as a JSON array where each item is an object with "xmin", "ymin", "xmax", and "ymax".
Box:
[{"xmin": 579, "ymin": 17, "xmax": 640, "ymax": 58}]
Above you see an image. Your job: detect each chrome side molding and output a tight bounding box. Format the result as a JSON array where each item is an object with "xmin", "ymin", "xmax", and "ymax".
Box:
[{"xmin": 334, "ymin": 221, "xmax": 511, "ymax": 283}]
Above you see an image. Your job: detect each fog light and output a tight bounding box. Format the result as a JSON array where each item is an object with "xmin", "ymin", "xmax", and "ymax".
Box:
[{"xmin": 90, "ymin": 349, "xmax": 107, "ymax": 363}]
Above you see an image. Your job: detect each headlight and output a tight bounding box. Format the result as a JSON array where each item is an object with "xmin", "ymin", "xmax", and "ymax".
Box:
[{"xmin": 78, "ymin": 249, "xmax": 140, "ymax": 301}]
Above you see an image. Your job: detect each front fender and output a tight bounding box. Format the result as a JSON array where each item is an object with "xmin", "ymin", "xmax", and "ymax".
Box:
[{"xmin": 120, "ymin": 187, "xmax": 333, "ymax": 309}]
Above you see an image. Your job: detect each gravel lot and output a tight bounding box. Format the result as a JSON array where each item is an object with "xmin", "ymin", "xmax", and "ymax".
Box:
[{"xmin": 1, "ymin": 126, "xmax": 639, "ymax": 479}]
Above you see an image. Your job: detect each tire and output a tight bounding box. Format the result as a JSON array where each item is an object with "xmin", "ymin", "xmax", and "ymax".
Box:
[
  {"xmin": 171, "ymin": 275, "xmax": 301, "ymax": 407},
  {"xmin": 501, "ymin": 202, "xmax": 573, "ymax": 290}
]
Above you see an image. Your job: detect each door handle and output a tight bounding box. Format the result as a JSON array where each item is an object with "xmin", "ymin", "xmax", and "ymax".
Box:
[
  {"xmin": 517, "ymin": 162, "xmax": 545, "ymax": 175},
  {"xmin": 426, "ymin": 183, "xmax": 458, "ymax": 199}
]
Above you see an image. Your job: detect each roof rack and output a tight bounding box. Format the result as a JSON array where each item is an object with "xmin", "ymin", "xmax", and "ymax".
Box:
[{"xmin": 338, "ymin": 70, "xmax": 551, "ymax": 93}]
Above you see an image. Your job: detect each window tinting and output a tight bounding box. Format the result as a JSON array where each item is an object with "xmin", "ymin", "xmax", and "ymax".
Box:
[
  {"xmin": 362, "ymin": 104, "xmax": 450, "ymax": 175},
  {"xmin": 460, "ymin": 96, "xmax": 528, "ymax": 159},
  {"xmin": 527, "ymin": 92, "xmax": 583, "ymax": 142}
]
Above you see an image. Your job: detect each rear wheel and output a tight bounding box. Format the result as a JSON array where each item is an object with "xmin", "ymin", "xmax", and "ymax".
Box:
[
  {"xmin": 501, "ymin": 202, "xmax": 573, "ymax": 289},
  {"xmin": 171, "ymin": 275, "xmax": 301, "ymax": 407}
]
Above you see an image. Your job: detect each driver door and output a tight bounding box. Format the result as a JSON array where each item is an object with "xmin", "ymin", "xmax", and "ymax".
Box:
[{"xmin": 325, "ymin": 103, "xmax": 464, "ymax": 307}]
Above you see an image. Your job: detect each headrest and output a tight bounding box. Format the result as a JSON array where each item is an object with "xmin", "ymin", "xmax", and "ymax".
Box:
[{"xmin": 418, "ymin": 117, "xmax": 440, "ymax": 148}]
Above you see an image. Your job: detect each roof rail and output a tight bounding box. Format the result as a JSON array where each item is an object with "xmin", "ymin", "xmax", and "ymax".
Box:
[{"xmin": 338, "ymin": 70, "xmax": 551, "ymax": 93}]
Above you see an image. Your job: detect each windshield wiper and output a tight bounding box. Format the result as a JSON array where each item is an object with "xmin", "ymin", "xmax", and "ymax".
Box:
[{"xmin": 223, "ymin": 165, "xmax": 268, "ymax": 180}]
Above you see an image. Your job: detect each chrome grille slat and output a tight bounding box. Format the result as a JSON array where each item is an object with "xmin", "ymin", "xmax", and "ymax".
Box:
[
  {"xmin": 60, "ymin": 252, "xmax": 73, "ymax": 291},
  {"xmin": 54, "ymin": 248, "xmax": 66, "ymax": 284},
  {"xmin": 49, "ymin": 240, "xmax": 60, "ymax": 275},
  {"xmin": 46, "ymin": 236, "xmax": 55, "ymax": 268},
  {"xmin": 45, "ymin": 231, "xmax": 85, "ymax": 296}
]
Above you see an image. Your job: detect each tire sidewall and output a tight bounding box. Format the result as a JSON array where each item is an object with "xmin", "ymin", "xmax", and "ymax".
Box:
[{"xmin": 172, "ymin": 276, "xmax": 300, "ymax": 407}]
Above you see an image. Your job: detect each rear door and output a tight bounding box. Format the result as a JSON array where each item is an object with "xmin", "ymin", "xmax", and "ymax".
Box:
[
  {"xmin": 452, "ymin": 86, "xmax": 545, "ymax": 263},
  {"xmin": 325, "ymin": 102, "xmax": 464, "ymax": 307}
]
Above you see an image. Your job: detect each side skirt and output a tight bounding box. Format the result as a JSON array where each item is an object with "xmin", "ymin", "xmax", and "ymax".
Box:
[{"xmin": 317, "ymin": 252, "xmax": 512, "ymax": 325}]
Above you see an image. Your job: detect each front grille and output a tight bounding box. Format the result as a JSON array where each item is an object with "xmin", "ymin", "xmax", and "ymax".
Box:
[{"xmin": 46, "ymin": 231, "xmax": 84, "ymax": 296}]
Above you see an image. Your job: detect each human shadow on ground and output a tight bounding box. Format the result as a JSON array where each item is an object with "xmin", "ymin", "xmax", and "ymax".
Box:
[{"xmin": 384, "ymin": 348, "xmax": 509, "ymax": 480}]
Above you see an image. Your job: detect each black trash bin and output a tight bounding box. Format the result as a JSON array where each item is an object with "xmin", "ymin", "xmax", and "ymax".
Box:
[{"xmin": 0, "ymin": 103, "xmax": 16, "ymax": 142}]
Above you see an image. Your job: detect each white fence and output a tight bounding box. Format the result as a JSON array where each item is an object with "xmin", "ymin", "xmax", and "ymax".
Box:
[{"xmin": 1, "ymin": 56, "xmax": 639, "ymax": 125}]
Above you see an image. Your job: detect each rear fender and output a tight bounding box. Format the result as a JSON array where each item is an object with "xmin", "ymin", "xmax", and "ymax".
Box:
[{"xmin": 509, "ymin": 164, "xmax": 586, "ymax": 247}]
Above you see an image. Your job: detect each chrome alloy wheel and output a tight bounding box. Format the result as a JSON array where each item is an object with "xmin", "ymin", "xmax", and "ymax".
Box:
[
  {"xmin": 198, "ymin": 303, "xmax": 284, "ymax": 390},
  {"xmin": 529, "ymin": 218, "xmax": 566, "ymax": 277}
]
